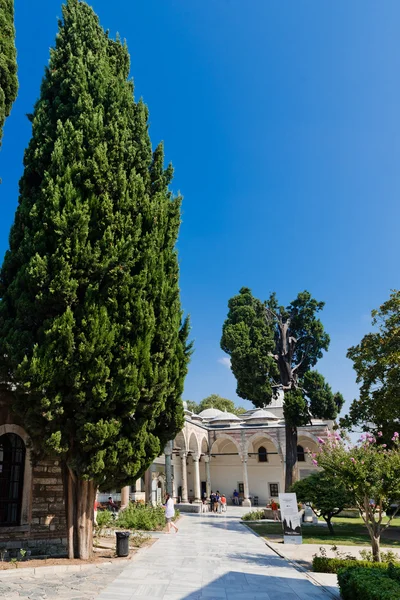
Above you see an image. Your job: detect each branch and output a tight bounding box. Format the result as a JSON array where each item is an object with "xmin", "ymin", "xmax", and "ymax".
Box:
[
  {"xmin": 265, "ymin": 306, "xmax": 279, "ymax": 322},
  {"xmin": 292, "ymin": 347, "xmax": 309, "ymax": 373}
]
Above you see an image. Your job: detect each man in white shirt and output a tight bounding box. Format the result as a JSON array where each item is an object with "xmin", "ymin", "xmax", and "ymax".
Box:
[{"xmin": 165, "ymin": 494, "xmax": 179, "ymax": 534}]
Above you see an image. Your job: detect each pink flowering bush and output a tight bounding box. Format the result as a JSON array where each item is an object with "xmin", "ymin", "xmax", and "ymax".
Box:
[{"xmin": 314, "ymin": 431, "xmax": 400, "ymax": 562}]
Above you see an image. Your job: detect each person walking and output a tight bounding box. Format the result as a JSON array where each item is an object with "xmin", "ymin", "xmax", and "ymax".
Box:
[{"xmin": 165, "ymin": 493, "xmax": 179, "ymax": 534}]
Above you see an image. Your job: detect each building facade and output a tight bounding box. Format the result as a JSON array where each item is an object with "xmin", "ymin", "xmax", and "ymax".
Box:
[{"xmin": 124, "ymin": 396, "xmax": 330, "ymax": 508}]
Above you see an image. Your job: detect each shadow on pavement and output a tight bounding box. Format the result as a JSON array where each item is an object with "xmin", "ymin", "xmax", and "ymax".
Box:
[{"xmin": 177, "ymin": 571, "xmax": 331, "ymax": 600}]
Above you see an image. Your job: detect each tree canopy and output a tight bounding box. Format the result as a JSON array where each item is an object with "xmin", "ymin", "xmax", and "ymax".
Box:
[
  {"xmin": 0, "ymin": 0, "xmax": 190, "ymax": 557},
  {"xmin": 186, "ymin": 394, "xmax": 246, "ymax": 416},
  {"xmin": 292, "ymin": 471, "xmax": 352, "ymax": 535},
  {"xmin": 340, "ymin": 291, "xmax": 400, "ymax": 443},
  {"xmin": 0, "ymin": 0, "xmax": 18, "ymax": 144},
  {"xmin": 221, "ymin": 287, "xmax": 343, "ymax": 489},
  {"xmin": 316, "ymin": 431, "xmax": 400, "ymax": 562}
]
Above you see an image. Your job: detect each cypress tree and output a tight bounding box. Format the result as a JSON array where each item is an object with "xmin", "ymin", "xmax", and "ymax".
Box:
[
  {"xmin": 0, "ymin": 0, "xmax": 18, "ymax": 144},
  {"xmin": 0, "ymin": 0, "xmax": 190, "ymax": 558}
]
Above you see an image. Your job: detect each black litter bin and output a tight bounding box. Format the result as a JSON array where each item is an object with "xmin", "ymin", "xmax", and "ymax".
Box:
[{"xmin": 115, "ymin": 531, "xmax": 130, "ymax": 557}]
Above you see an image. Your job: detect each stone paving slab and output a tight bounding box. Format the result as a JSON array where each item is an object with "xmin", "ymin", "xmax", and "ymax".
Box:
[
  {"xmin": 95, "ymin": 512, "xmax": 333, "ymax": 600},
  {"xmin": 0, "ymin": 560, "xmax": 127, "ymax": 599}
]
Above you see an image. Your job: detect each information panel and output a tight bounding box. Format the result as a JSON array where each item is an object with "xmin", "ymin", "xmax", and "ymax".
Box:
[{"xmin": 278, "ymin": 492, "xmax": 302, "ymax": 545}]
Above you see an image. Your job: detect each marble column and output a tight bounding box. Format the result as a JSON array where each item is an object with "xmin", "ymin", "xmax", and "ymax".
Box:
[
  {"xmin": 204, "ymin": 455, "xmax": 211, "ymax": 498},
  {"xmin": 120, "ymin": 485, "xmax": 130, "ymax": 510},
  {"xmin": 192, "ymin": 454, "xmax": 202, "ymax": 503},
  {"xmin": 241, "ymin": 453, "xmax": 251, "ymax": 507},
  {"xmin": 180, "ymin": 451, "xmax": 188, "ymax": 503},
  {"xmin": 164, "ymin": 441, "xmax": 173, "ymax": 497}
]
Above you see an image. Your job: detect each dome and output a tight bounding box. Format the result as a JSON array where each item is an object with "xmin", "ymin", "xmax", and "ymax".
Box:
[
  {"xmin": 190, "ymin": 413, "xmax": 203, "ymax": 422},
  {"xmin": 209, "ymin": 411, "xmax": 242, "ymax": 424},
  {"xmin": 243, "ymin": 408, "xmax": 279, "ymax": 423},
  {"xmin": 198, "ymin": 408, "xmax": 224, "ymax": 419}
]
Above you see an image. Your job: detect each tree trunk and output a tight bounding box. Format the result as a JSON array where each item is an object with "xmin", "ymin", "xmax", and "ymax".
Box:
[
  {"xmin": 326, "ymin": 515, "xmax": 335, "ymax": 536},
  {"xmin": 62, "ymin": 463, "xmax": 96, "ymax": 559},
  {"xmin": 285, "ymin": 424, "xmax": 298, "ymax": 491},
  {"xmin": 371, "ymin": 535, "xmax": 381, "ymax": 562}
]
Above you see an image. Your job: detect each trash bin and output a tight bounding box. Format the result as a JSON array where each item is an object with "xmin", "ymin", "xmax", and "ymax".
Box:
[{"xmin": 115, "ymin": 531, "xmax": 130, "ymax": 557}]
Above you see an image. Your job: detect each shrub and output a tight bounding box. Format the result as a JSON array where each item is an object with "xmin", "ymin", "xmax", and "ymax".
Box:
[
  {"xmin": 312, "ymin": 556, "xmax": 395, "ymax": 574},
  {"xmin": 359, "ymin": 548, "xmax": 399, "ymax": 563},
  {"xmin": 242, "ymin": 510, "xmax": 265, "ymax": 521},
  {"xmin": 95, "ymin": 509, "xmax": 114, "ymax": 535},
  {"xmin": 338, "ymin": 567, "xmax": 400, "ymax": 600},
  {"xmin": 117, "ymin": 503, "xmax": 166, "ymax": 531}
]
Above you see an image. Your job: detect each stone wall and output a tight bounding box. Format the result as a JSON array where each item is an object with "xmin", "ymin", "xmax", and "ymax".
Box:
[
  {"xmin": 0, "ymin": 457, "xmax": 67, "ymax": 557},
  {"xmin": 0, "ymin": 387, "xmax": 67, "ymax": 557}
]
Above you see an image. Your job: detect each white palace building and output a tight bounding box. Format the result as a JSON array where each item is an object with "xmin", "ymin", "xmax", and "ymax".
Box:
[{"xmin": 105, "ymin": 395, "xmax": 332, "ymax": 509}]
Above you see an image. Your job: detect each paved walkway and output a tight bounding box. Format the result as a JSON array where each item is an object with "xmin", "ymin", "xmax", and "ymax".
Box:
[
  {"xmin": 0, "ymin": 561, "xmax": 127, "ymax": 600},
  {"xmin": 96, "ymin": 512, "xmax": 333, "ymax": 600}
]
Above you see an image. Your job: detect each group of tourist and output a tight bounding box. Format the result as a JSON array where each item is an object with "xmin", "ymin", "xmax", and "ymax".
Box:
[{"xmin": 203, "ymin": 490, "xmax": 227, "ymax": 512}]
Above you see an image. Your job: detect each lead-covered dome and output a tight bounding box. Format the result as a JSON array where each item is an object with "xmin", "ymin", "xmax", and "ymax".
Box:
[
  {"xmin": 242, "ymin": 408, "xmax": 279, "ymax": 423},
  {"xmin": 209, "ymin": 411, "xmax": 242, "ymax": 425},
  {"xmin": 198, "ymin": 408, "xmax": 224, "ymax": 419}
]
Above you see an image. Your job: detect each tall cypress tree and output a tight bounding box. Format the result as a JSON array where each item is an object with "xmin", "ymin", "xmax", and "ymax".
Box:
[
  {"xmin": 0, "ymin": 0, "xmax": 18, "ymax": 144},
  {"xmin": 0, "ymin": 0, "xmax": 190, "ymax": 558}
]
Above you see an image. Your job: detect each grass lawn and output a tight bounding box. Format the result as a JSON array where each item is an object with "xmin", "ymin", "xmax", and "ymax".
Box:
[{"xmin": 246, "ymin": 516, "xmax": 400, "ymax": 547}]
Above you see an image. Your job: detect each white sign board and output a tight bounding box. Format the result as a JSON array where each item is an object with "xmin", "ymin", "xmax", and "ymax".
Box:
[{"xmin": 278, "ymin": 492, "xmax": 302, "ymax": 545}]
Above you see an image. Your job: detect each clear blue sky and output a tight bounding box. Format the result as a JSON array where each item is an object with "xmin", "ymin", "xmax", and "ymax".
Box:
[{"xmin": 2, "ymin": 1, "xmax": 399, "ymax": 417}]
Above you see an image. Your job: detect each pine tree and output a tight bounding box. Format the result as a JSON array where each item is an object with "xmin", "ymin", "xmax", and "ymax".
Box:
[
  {"xmin": 0, "ymin": 0, "xmax": 190, "ymax": 558},
  {"xmin": 0, "ymin": 0, "xmax": 18, "ymax": 144}
]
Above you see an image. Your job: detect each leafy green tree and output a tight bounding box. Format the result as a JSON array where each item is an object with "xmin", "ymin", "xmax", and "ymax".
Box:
[
  {"xmin": 0, "ymin": 0, "xmax": 18, "ymax": 145},
  {"xmin": 187, "ymin": 394, "xmax": 246, "ymax": 416},
  {"xmin": 292, "ymin": 471, "xmax": 353, "ymax": 535},
  {"xmin": 316, "ymin": 431, "xmax": 400, "ymax": 562},
  {"xmin": 341, "ymin": 291, "xmax": 400, "ymax": 444},
  {"xmin": 185, "ymin": 400, "xmax": 199, "ymax": 413},
  {"xmin": 221, "ymin": 287, "xmax": 343, "ymax": 490},
  {"xmin": 0, "ymin": 0, "xmax": 190, "ymax": 559}
]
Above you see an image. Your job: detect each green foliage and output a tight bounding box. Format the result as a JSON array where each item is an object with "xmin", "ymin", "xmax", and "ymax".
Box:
[
  {"xmin": 242, "ymin": 510, "xmax": 265, "ymax": 521},
  {"xmin": 316, "ymin": 432, "xmax": 400, "ymax": 560},
  {"xmin": 116, "ymin": 503, "xmax": 166, "ymax": 531},
  {"xmin": 313, "ymin": 556, "xmax": 395, "ymax": 573},
  {"xmin": 292, "ymin": 471, "xmax": 353, "ymax": 533},
  {"xmin": 359, "ymin": 548, "xmax": 399, "ymax": 563},
  {"xmin": 221, "ymin": 288, "xmax": 343, "ymax": 424},
  {"xmin": 0, "ymin": 0, "xmax": 18, "ymax": 145},
  {"xmin": 338, "ymin": 567, "xmax": 400, "ymax": 600},
  {"xmin": 0, "ymin": 0, "xmax": 190, "ymax": 489},
  {"xmin": 341, "ymin": 291, "xmax": 400, "ymax": 443},
  {"xmin": 221, "ymin": 287, "xmax": 276, "ymax": 405},
  {"xmin": 187, "ymin": 394, "xmax": 246, "ymax": 416},
  {"xmin": 95, "ymin": 509, "xmax": 114, "ymax": 534}
]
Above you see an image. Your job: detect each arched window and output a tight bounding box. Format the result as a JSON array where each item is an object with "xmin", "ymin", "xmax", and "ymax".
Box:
[
  {"xmin": 0, "ymin": 433, "xmax": 26, "ymax": 526},
  {"xmin": 297, "ymin": 445, "xmax": 305, "ymax": 462},
  {"xmin": 258, "ymin": 446, "xmax": 268, "ymax": 462}
]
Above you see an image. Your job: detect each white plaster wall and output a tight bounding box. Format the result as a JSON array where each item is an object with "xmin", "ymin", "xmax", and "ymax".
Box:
[
  {"xmin": 247, "ymin": 462, "xmax": 284, "ymax": 504},
  {"xmin": 209, "ymin": 454, "xmax": 244, "ymax": 500}
]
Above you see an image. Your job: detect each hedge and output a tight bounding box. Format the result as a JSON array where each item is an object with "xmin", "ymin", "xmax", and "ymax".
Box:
[
  {"xmin": 338, "ymin": 567, "xmax": 400, "ymax": 600},
  {"xmin": 312, "ymin": 556, "xmax": 399, "ymax": 574}
]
